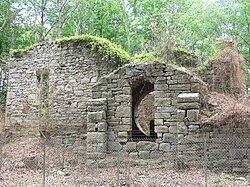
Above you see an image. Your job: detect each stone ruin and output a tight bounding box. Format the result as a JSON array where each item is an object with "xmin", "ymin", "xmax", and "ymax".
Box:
[{"xmin": 4, "ymin": 37, "xmax": 250, "ymax": 171}]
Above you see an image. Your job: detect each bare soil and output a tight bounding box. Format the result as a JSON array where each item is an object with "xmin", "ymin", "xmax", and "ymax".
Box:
[{"xmin": 0, "ymin": 137, "xmax": 249, "ymax": 187}]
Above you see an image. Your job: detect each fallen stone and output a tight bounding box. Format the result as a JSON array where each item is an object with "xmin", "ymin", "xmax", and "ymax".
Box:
[
  {"xmin": 15, "ymin": 161, "xmax": 25, "ymax": 168},
  {"xmin": 57, "ymin": 170, "xmax": 70, "ymax": 176}
]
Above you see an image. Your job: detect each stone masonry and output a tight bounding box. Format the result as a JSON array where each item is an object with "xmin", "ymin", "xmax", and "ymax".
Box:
[
  {"xmin": 5, "ymin": 39, "xmax": 249, "ymax": 172},
  {"xmin": 86, "ymin": 61, "xmax": 203, "ymax": 161},
  {"xmin": 86, "ymin": 61, "xmax": 249, "ymax": 172},
  {"xmin": 5, "ymin": 40, "xmax": 125, "ymax": 153}
]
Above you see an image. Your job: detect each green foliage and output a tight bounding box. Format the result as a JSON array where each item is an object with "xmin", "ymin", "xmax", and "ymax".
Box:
[
  {"xmin": 18, "ymin": 182, "xmax": 28, "ymax": 187},
  {"xmin": 132, "ymin": 52, "xmax": 158, "ymax": 63},
  {"xmin": 145, "ymin": 130, "xmax": 150, "ymax": 137},
  {"xmin": 171, "ymin": 47, "xmax": 199, "ymax": 67},
  {"xmin": 244, "ymin": 60, "xmax": 250, "ymax": 88},
  {"xmin": 197, "ymin": 63, "xmax": 208, "ymax": 76},
  {"xmin": 224, "ymin": 174, "xmax": 237, "ymax": 181},
  {"xmin": 0, "ymin": 58, "xmax": 8, "ymax": 111},
  {"xmin": 37, "ymin": 102, "xmax": 48, "ymax": 114},
  {"xmin": 213, "ymin": 173, "xmax": 237, "ymax": 185},
  {"xmin": 0, "ymin": 0, "xmax": 249, "ymax": 104},
  {"xmin": 10, "ymin": 45, "xmax": 34, "ymax": 57},
  {"xmin": 214, "ymin": 176, "xmax": 221, "ymax": 184},
  {"xmin": 246, "ymin": 74, "xmax": 250, "ymax": 88},
  {"xmin": 10, "ymin": 34, "xmax": 131, "ymax": 63},
  {"xmin": 62, "ymin": 0, "xmax": 130, "ymax": 52},
  {"xmin": 0, "ymin": 88, "xmax": 7, "ymax": 110},
  {"xmin": 148, "ymin": 116, "xmax": 156, "ymax": 121},
  {"xmin": 41, "ymin": 106, "xmax": 48, "ymax": 114},
  {"xmin": 57, "ymin": 35, "xmax": 130, "ymax": 64},
  {"xmin": 0, "ymin": 0, "xmax": 16, "ymax": 61},
  {"xmin": 2, "ymin": 0, "xmax": 249, "ymax": 68}
]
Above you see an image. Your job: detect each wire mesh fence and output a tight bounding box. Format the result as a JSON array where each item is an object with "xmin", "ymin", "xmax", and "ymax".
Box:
[{"xmin": 0, "ymin": 129, "xmax": 249, "ymax": 187}]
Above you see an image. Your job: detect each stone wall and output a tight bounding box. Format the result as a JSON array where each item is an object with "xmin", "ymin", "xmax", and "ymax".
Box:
[
  {"xmin": 86, "ymin": 61, "xmax": 249, "ymax": 173},
  {"xmin": 204, "ymin": 127, "xmax": 249, "ymax": 173},
  {"xmin": 5, "ymin": 41, "xmax": 124, "ymax": 151},
  {"xmin": 5, "ymin": 40, "xmax": 249, "ymax": 172},
  {"xmin": 87, "ymin": 61, "xmax": 202, "ymax": 157}
]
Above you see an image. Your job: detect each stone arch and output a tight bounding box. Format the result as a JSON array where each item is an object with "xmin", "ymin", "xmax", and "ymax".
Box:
[{"xmin": 88, "ymin": 61, "xmax": 201, "ymax": 145}]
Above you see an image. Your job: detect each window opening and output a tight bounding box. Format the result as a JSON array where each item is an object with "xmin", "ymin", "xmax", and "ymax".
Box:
[
  {"xmin": 36, "ymin": 71, "xmax": 49, "ymax": 115},
  {"xmin": 132, "ymin": 81, "xmax": 157, "ymax": 141}
]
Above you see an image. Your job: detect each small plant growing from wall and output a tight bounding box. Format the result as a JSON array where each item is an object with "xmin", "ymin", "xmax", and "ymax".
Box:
[
  {"xmin": 148, "ymin": 116, "xmax": 155, "ymax": 121},
  {"xmin": 132, "ymin": 52, "xmax": 158, "ymax": 63}
]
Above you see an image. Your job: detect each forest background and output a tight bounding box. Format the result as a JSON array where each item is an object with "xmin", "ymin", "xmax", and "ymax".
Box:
[{"xmin": 0, "ymin": 0, "xmax": 249, "ymax": 108}]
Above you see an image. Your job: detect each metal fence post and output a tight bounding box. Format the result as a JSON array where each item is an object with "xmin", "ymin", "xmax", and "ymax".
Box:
[
  {"xmin": 204, "ymin": 132, "xmax": 208, "ymax": 187},
  {"xmin": 40, "ymin": 131, "xmax": 46, "ymax": 187},
  {"xmin": 115, "ymin": 142, "xmax": 121, "ymax": 187}
]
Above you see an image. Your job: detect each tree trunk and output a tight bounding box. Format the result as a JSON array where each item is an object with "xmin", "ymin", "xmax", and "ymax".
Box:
[
  {"xmin": 152, "ymin": 0, "xmax": 157, "ymax": 51},
  {"xmin": 57, "ymin": 0, "xmax": 63, "ymax": 38},
  {"xmin": 123, "ymin": 0, "xmax": 130, "ymax": 52},
  {"xmin": 133, "ymin": 0, "xmax": 138, "ymax": 54},
  {"xmin": 39, "ymin": 0, "xmax": 47, "ymax": 41}
]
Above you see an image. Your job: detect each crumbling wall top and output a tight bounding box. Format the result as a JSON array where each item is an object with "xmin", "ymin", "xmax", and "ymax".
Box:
[{"xmin": 10, "ymin": 35, "xmax": 130, "ymax": 65}]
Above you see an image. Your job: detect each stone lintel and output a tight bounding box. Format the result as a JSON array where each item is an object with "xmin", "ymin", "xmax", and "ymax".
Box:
[{"xmin": 177, "ymin": 93, "xmax": 199, "ymax": 103}]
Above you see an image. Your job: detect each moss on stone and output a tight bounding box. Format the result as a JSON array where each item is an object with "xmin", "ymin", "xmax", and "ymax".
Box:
[
  {"xmin": 132, "ymin": 52, "xmax": 158, "ymax": 63},
  {"xmin": 56, "ymin": 35, "xmax": 130, "ymax": 64},
  {"xmin": 10, "ymin": 35, "xmax": 130, "ymax": 63},
  {"xmin": 10, "ymin": 45, "xmax": 34, "ymax": 58},
  {"xmin": 171, "ymin": 47, "xmax": 198, "ymax": 67}
]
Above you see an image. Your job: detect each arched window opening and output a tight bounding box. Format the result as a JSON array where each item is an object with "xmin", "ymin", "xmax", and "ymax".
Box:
[{"xmin": 132, "ymin": 81, "xmax": 157, "ymax": 141}]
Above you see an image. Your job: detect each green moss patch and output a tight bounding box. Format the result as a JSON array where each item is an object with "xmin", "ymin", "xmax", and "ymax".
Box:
[
  {"xmin": 10, "ymin": 35, "xmax": 130, "ymax": 63},
  {"xmin": 56, "ymin": 35, "xmax": 130, "ymax": 64},
  {"xmin": 10, "ymin": 45, "xmax": 34, "ymax": 58},
  {"xmin": 132, "ymin": 52, "xmax": 158, "ymax": 63},
  {"xmin": 171, "ymin": 47, "xmax": 199, "ymax": 67}
]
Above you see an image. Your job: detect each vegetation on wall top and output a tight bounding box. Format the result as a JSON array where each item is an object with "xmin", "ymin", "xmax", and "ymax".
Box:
[
  {"xmin": 170, "ymin": 47, "xmax": 199, "ymax": 68},
  {"xmin": 132, "ymin": 48, "xmax": 198, "ymax": 67},
  {"xmin": 56, "ymin": 35, "xmax": 130, "ymax": 64},
  {"xmin": 132, "ymin": 52, "xmax": 158, "ymax": 63},
  {"xmin": 10, "ymin": 45, "xmax": 34, "ymax": 57},
  {"xmin": 10, "ymin": 35, "xmax": 131, "ymax": 64}
]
